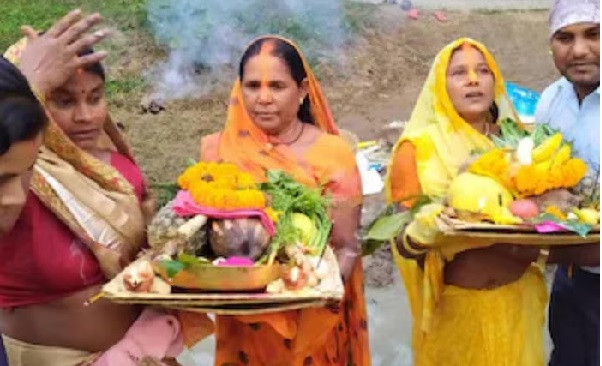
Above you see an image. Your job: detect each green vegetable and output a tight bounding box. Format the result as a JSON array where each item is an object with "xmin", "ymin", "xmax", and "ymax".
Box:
[
  {"xmin": 259, "ymin": 170, "xmax": 331, "ymax": 261},
  {"xmin": 291, "ymin": 213, "xmax": 318, "ymax": 247},
  {"xmin": 160, "ymin": 253, "xmax": 213, "ymax": 278},
  {"xmin": 362, "ymin": 194, "xmax": 436, "ymax": 256},
  {"xmin": 492, "ymin": 118, "xmax": 558, "ymax": 149},
  {"xmin": 160, "ymin": 260, "xmax": 185, "ymax": 278}
]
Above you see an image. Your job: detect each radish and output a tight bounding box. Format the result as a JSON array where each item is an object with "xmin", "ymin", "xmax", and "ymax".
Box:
[{"xmin": 509, "ymin": 199, "xmax": 539, "ymax": 220}]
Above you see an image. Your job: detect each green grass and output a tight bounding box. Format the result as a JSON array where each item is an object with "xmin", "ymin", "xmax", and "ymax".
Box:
[
  {"xmin": 0, "ymin": 0, "xmax": 147, "ymax": 52},
  {"xmin": 0, "ymin": 0, "xmax": 374, "ymax": 96},
  {"xmin": 105, "ymin": 75, "xmax": 146, "ymax": 98},
  {"xmin": 0, "ymin": 0, "xmax": 149, "ymax": 95},
  {"xmin": 343, "ymin": 1, "xmax": 378, "ymax": 33}
]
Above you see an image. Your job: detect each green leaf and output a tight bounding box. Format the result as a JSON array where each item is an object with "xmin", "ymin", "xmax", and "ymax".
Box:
[
  {"xmin": 177, "ymin": 253, "xmax": 211, "ymax": 268},
  {"xmin": 362, "ymin": 239, "xmax": 387, "ymax": 256},
  {"xmin": 186, "ymin": 158, "xmax": 198, "ymax": 167},
  {"xmin": 364, "ymin": 212, "xmax": 411, "ymax": 241},
  {"xmin": 160, "ymin": 260, "xmax": 185, "ymax": 278},
  {"xmin": 409, "ymin": 195, "xmax": 435, "ymax": 216},
  {"xmin": 533, "ymin": 213, "xmax": 593, "ymax": 237},
  {"xmin": 261, "ymin": 169, "xmax": 331, "ymax": 255},
  {"xmin": 491, "ymin": 134, "xmax": 509, "ymax": 148}
]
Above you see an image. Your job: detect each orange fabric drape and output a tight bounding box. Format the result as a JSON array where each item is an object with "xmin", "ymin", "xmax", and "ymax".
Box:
[{"xmin": 388, "ymin": 141, "xmax": 421, "ymax": 208}]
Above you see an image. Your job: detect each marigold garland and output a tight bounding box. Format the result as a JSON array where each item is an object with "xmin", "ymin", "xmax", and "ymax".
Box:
[
  {"xmin": 469, "ymin": 148, "xmax": 588, "ymax": 198},
  {"xmin": 178, "ymin": 162, "xmax": 267, "ymax": 210}
]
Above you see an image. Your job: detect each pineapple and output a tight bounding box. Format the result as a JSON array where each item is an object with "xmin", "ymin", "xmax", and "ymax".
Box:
[{"xmin": 147, "ymin": 200, "xmax": 208, "ymax": 256}]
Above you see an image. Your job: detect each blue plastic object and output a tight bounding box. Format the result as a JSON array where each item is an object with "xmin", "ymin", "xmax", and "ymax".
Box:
[{"xmin": 505, "ymin": 82, "xmax": 540, "ymax": 121}]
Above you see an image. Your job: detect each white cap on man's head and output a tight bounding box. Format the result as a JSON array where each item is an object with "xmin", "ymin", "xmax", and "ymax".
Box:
[{"xmin": 549, "ymin": 0, "xmax": 600, "ymax": 36}]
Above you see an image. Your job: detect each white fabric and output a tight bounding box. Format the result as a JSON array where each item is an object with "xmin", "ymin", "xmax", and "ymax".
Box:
[
  {"xmin": 581, "ymin": 266, "xmax": 600, "ymax": 274},
  {"xmin": 356, "ymin": 151, "xmax": 384, "ymax": 195},
  {"xmin": 36, "ymin": 166, "xmax": 123, "ymax": 249},
  {"xmin": 549, "ymin": 0, "xmax": 600, "ymax": 35}
]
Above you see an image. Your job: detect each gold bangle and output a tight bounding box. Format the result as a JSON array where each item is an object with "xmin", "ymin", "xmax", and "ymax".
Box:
[
  {"xmin": 536, "ymin": 246, "xmax": 550, "ymax": 268},
  {"xmin": 402, "ymin": 234, "xmax": 427, "ymax": 256}
]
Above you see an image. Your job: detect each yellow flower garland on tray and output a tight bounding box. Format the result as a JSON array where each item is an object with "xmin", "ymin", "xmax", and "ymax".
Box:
[
  {"xmin": 178, "ymin": 162, "xmax": 267, "ymax": 210},
  {"xmin": 469, "ymin": 146, "xmax": 588, "ymax": 198}
]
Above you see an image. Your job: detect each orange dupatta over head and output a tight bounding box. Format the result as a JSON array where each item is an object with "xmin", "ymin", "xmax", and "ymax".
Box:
[{"xmin": 209, "ymin": 35, "xmax": 339, "ymax": 187}]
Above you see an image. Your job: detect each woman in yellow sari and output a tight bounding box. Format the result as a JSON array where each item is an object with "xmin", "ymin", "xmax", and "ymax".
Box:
[
  {"xmin": 200, "ymin": 36, "xmax": 371, "ymax": 365},
  {"xmin": 385, "ymin": 38, "xmax": 599, "ymax": 366}
]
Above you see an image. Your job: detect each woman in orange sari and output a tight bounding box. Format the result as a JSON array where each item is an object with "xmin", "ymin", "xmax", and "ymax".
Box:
[{"xmin": 199, "ymin": 36, "xmax": 371, "ymax": 365}]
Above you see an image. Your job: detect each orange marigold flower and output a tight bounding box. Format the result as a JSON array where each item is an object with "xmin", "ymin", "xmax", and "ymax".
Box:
[
  {"xmin": 560, "ymin": 158, "xmax": 588, "ymax": 188},
  {"xmin": 514, "ymin": 165, "xmax": 538, "ymax": 196}
]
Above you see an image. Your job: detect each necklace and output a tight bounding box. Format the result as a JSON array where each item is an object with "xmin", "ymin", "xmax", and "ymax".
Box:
[{"xmin": 279, "ymin": 123, "xmax": 305, "ymax": 146}]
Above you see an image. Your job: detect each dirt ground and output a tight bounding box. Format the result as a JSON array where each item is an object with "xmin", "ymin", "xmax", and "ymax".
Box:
[{"xmin": 105, "ymin": 7, "xmax": 558, "ymax": 364}]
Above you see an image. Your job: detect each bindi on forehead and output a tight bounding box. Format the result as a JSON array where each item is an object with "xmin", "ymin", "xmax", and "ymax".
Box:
[
  {"xmin": 459, "ymin": 44, "xmax": 483, "ymax": 80},
  {"xmin": 259, "ymin": 41, "xmax": 276, "ymax": 86}
]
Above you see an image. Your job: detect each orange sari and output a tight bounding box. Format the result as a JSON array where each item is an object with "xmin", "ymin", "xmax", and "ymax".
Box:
[{"xmin": 199, "ymin": 36, "xmax": 370, "ymax": 366}]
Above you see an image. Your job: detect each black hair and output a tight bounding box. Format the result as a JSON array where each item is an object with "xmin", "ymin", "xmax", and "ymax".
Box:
[
  {"xmin": 0, "ymin": 56, "xmax": 48, "ymax": 156},
  {"xmin": 77, "ymin": 46, "xmax": 106, "ymax": 81},
  {"xmin": 489, "ymin": 102, "xmax": 499, "ymax": 123},
  {"xmin": 238, "ymin": 37, "xmax": 313, "ymax": 124}
]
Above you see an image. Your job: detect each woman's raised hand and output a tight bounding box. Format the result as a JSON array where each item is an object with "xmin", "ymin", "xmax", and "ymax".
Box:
[{"xmin": 17, "ymin": 9, "xmax": 110, "ymax": 95}]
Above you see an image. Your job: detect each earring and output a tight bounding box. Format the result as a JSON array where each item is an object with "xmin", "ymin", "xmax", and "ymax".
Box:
[{"xmin": 299, "ymin": 97, "xmax": 304, "ymax": 105}]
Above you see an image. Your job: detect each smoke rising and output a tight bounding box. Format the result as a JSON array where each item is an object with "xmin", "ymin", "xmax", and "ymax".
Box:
[{"xmin": 145, "ymin": 0, "xmax": 350, "ymax": 99}]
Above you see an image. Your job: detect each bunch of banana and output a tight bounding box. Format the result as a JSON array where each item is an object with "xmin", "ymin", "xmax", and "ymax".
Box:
[{"xmin": 448, "ymin": 172, "xmax": 519, "ymax": 225}]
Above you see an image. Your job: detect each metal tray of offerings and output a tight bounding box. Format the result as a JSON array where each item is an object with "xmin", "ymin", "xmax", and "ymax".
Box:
[
  {"xmin": 152, "ymin": 261, "xmax": 281, "ymax": 292},
  {"xmin": 436, "ymin": 214, "xmax": 600, "ymax": 246},
  {"xmin": 101, "ymin": 247, "xmax": 344, "ymax": 313}
]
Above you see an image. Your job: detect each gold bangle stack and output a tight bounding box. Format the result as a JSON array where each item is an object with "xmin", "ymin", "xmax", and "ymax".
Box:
[{"xmin": 402, "ymin": 234, "xmax": 427, "ymax": 256}]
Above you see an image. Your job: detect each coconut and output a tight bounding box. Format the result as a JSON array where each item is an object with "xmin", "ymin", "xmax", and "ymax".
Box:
[{"xmin": 209, "ymin": 218, "xmax": 271, "ymax": 260}]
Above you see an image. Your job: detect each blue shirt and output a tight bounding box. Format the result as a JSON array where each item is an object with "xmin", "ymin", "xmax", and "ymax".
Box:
[{"xmin": 535, "ymin": 77, "xmax": 600, "ymax": 173}]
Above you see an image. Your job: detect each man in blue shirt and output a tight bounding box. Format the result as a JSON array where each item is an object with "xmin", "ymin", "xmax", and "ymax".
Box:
[{"xmin": 535, "ymin": 1, "xmax": 600, "ymax": 365}]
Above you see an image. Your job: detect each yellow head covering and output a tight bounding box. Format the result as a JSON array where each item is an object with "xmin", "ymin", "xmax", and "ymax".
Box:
[
  {"xmin": 385, "ymin": 38, "xmax": 520, "ymax": 336},
  {"xmin": 386, "ymin": 37, "xmax": 519, "ymax": 201}
]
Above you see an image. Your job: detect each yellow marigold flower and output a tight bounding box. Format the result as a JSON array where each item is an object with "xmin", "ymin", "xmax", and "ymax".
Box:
[
  {"xmin": 237, "ymin": 172, "xmax": 257, "ymax": 190},
  {"xmin": 514, "ymin": 165, "xmax": 538, "ymax": 196},
  {"xmin": 243, "ymin": 190, "xmax": 264, "ymax": 208},
  {"xmin": 469, "ymin": 148, "xmax": 512, "ymax": 190},
  {"xmin": 561, "ymin": 158, "xmax": 588, "ymax": 188},
  {"xmin": 545, "ymin": 205, "xmax": 567, "ymax": 220},
  {"xmin": 264, "ymin": 207, "xmax": 280, "ymax": 223},
  {"xmin": 177, "ymin": 161, "xmax": 268, "ymax": 210},
  {"xmin": 544, "ymin": 168, "xmax": 564, "ymax": 191}
]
